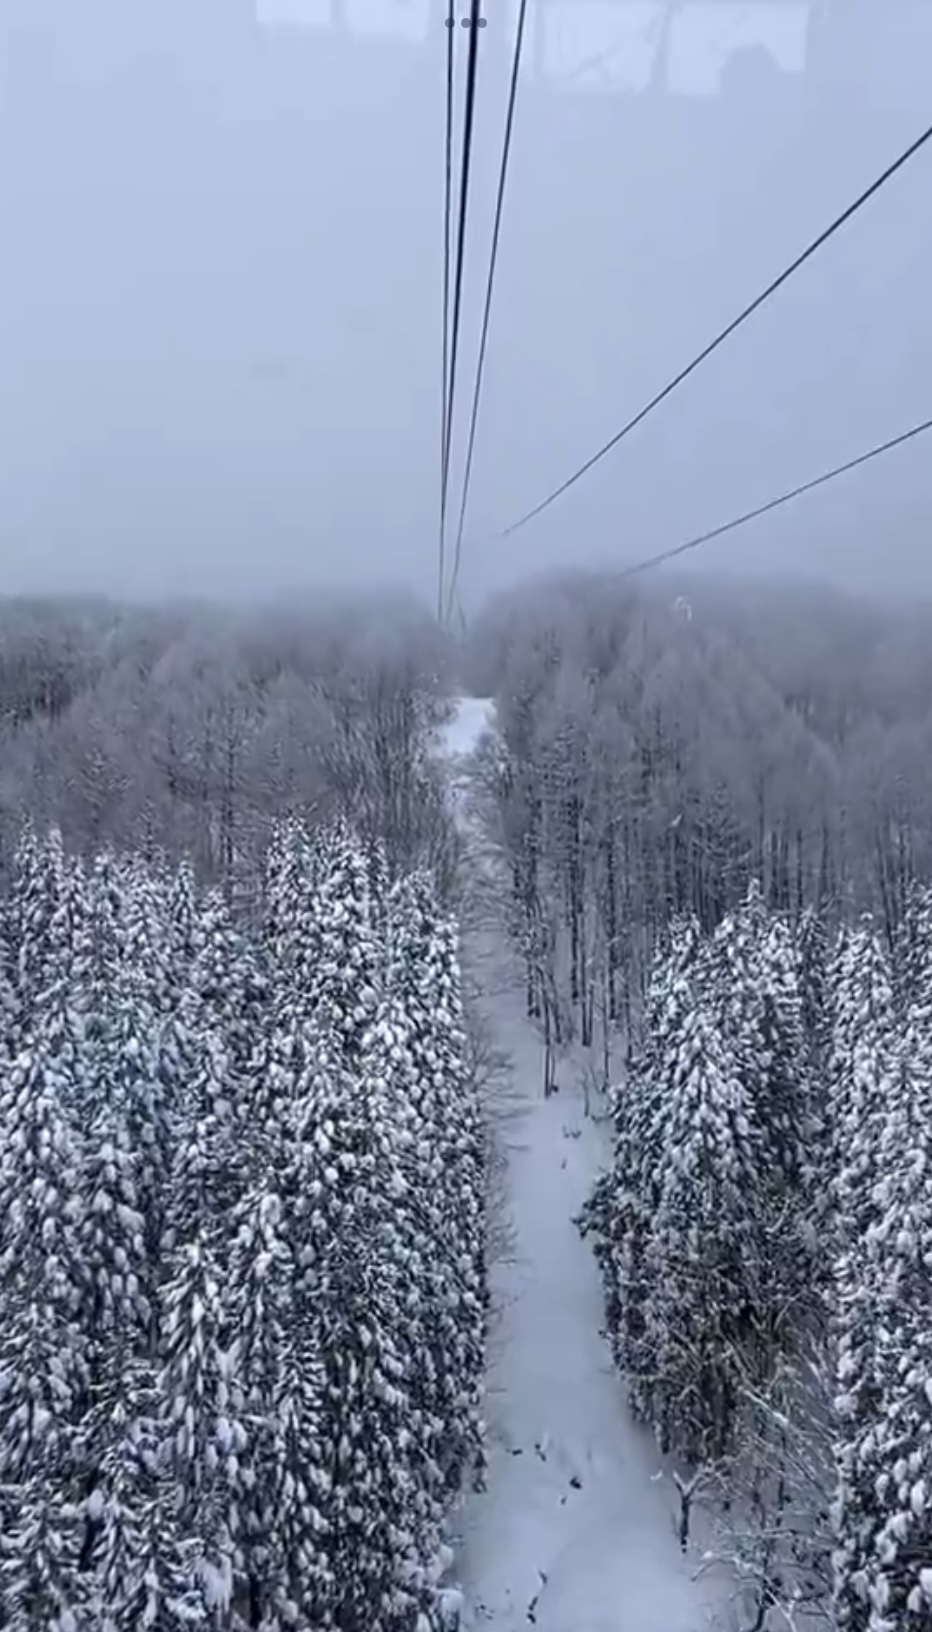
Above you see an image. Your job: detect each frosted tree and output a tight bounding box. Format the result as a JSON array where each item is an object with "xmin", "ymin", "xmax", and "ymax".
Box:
[
  {"xmin": 1, "ymin": 1493, "xmax": 85, "ymax": 1631},
  {"xmin": 157, "ymin": 1233, "xmax": 243, "ymax": 1620},
  {"xmin": 90, "ymin": 965, "xmax": 172, "ymax": 1273},
  {"xmin": 306, "ymin": 825, "xmax": 381, "ymax": 1066},
  {"xmin": 76, "ymin": 1110, "xmax": 152, "ymax": 1576},
  {"xmin": 834, "ymin": 1033, "xmax": 932, "ymax": 1630},
  {"xmin": 891, "ymin": 878, "xmax": 932, "ymax": 1018},
  {"xmin": 385, "ymin": 872, "xmax": 486, "ymax": 1479},
  {"xmin": 585, "ymin": 918, "xmax": 706, "ymax": 1398},
  {"xmin": 191, "ymin": 887, "xmax": 267, "ymax": 1091},
  {"xmin": 8, "ymin": 824, "xmax": 69, "ymax": 1043},
  {"xmin": 708, "ymin": 884, "xmax": 808, "ymax": 1183},
  {"xmin": 287, "ymin": 1056, "xmax": 431, "ymax": 1630},
  {"xmin": 171, "ymin": 1027, "xmax": 245, "ymax": 1238},
  {"xmin": 360, "ymin": 993, "xmax": 483, "ymax": 1508},
  {"xmin": 228, "ymin": 1184, "xmax": 330, "ymax": 1628},
  {"xmin": 85, "ymin": 1365, "xmax": 199, "ymax": 1630},
  {"xmin": 262, "ymin": 817, "xmax": 316, "ymax": 982},
  {"xmin": 167, "ymin": 855, "xmax": 204, "ymax": 1004},
  {"xmin": 0, "ymin": 1039, "xmax": 88, "ymax": 1621},
  {"xmin": 828, "ymin": 920, "xmax": 897, "ymax": 1244},
  {"xmin": 643, "ymin": 996, "xmax": 760, "ymax": 1462}
]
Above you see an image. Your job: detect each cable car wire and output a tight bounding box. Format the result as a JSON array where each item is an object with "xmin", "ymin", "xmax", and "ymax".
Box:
[
  {"xmin": 446, "ymin": 0, "xmax": 530, "ymax": 624},
  {"xmin": 440, "ymin": 0, "xmax": 483, "ymax": 620},
  {"xmin": 438, "ymin": 11, "xmax": 457, "ymax": 620},
  {"xmin": 500, "ymin": 117, "xmax": 932, "ymax": 539},
  {"xmin": 616, "ymin": 412, "xmax": 932, "ymax": 580}
]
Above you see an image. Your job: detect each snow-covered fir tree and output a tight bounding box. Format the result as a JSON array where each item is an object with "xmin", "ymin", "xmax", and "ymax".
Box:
[
  {"xmin": 582, "ymin": 915, "xmax": 707, "ymax": 1400},
  {"xmin": 828, "ymin": 919, "xmax": 897, "ymax": 1244},
  {"xmin": 833, "ymin": 1003, "xmax": 932, "ymax": 1630},
  {"xmin": 306, "ymin": 824, "xmax": 381, "ymax": 1066},
  {"xmin": 643, "ymin": 994, "xmax": 761, "ymax": 1461}
]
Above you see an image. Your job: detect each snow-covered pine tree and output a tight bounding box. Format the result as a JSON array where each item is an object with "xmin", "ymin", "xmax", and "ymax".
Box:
[
  {"xmin": 8, "ymin": 823, "xmax": 67, "ymax": 1045},
  {"xmin": 250, "ymin": 823, "xmax": 331, "ymax": 1166},
  {"xmin": 384, "ymin": 869, "xmax": 486, "ymax": 1470},
  {"xmin": 306, "ymin": 825, "xmax": 381, "ymax": 1067},
  {"xmin": 828, "ymin": 919, "xmax": 897, "ymax": 1245},
  {"xmin": 365, "ymin": 837, "xmax": 392, "ymax": 941},
  {"xmin": 262, "ymin": 817, "xmax": 314, "ymax": 981},
  {"xmin": 643, "ymin": 994, "xmax": 760, "ymax": 1463},
  {"xmin": 228, "ymin": 1183, "xmax": 330, "ymax": 1628},
  {"xmin": 797, "ymin": 903, "xmax": 830, "ymax": 1073},
  {"xmin": 829, "ymin": 919, "xmax": 930, "ymax": 1630},
  {"xmin": 708, "ymin": 883, "xmax": 808, "ymax": 1190},
  {"xmin": 1, "ymin": 1484, "xmax": 85, "ymax": 1631},
  {"xmin": 0, "ymin": 1036, "xmax": 88, "ymax": 1623},
  {"xmin": 156, "ymin": 1231, "xmax": 243, "ymax": 1622},
  {"xmin": 77, "ymin": 1108, "xmax": 152, "ymax": 1572},
  {"xmin": 0, "ymin": 904, "xmax": 16, "ymax": 1061},
  {"xmin": 287, "ymin": 1053, "xmax": 426, "ymax": 1632},
  {"xmin": 19, "ymin": 854, "xmax": 90, "ymax": 1119},
  {"xmin": 93, "ymin": 966, "xmax": 172, "ymax": 1277},
  {"xmin": 191, "ymin": 886, "xmax": 267, "ymax": 1081},
  {"xmin": 708, "ymin": 890, "xmax": 816, "ymax": 1351},
  {"xmin": 359, "ymin": 988, "xmax": 480, "ymax": 1515},
  {"xmin": 584, "ymin": 915, "xmax": 706, "ymax": 1401},
  {"xmin": 118, "ymin": 855, "xmax": 172, "ymax": 1018},
  {"xmin": 85, "ymin": 1362, "xmax": 185, "ymax": 1629},
  {"xmin": 833, "ymin": 994, "xmax": 932, "ymax": 1630},
  {"xmin": 167, "ymin": 855, "xmax": 205, "ymax": 1006},
  {"xmin": 891, "ymin": 878, "xmax": 932, "ymax": 1020}
]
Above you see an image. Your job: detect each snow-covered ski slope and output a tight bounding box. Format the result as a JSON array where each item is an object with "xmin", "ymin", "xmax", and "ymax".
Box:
[{"xmin": 440, "ymin": 697, "xmax": 723, "ymax": 1632}]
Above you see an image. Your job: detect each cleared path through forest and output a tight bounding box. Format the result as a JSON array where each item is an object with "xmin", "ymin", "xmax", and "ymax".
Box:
[{"xmin": 440, "ymin": 697, "xmax": 722, "ymax": 1632}]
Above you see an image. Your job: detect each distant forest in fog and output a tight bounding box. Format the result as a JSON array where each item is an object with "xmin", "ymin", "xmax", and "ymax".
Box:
[
  {"xmin": 463, "ymin": 568, "xmax": 932, "ymax": 1060},
  {"xmin": 4, "ymin": 564, "xmax": 932, "ymax": 941}
]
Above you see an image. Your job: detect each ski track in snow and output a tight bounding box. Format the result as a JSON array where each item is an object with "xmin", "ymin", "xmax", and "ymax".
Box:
[{"xmin": 441, "ymin": 698, "xmax": 723, "ymax": 1632}]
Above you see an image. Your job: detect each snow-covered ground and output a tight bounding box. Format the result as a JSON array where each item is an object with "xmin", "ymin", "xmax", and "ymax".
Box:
[
  {"xmin": 440, "ymin": 697, "xmax": 724, "ymax": 1632},
  {"xmin": 438, "ymin": 696, "xmax": 496, "ymax": 764}
]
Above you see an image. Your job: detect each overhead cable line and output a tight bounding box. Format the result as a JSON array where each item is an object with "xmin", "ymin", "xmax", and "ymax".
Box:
[
  {"xmin": 616, "ymin": 412, "xmax": 932, "ymax": 580},
  {"xmin": 500, "ymin": 116, "xmax": 932, "ymax": 539},
  {"xmin": 445, "ymin": 0, "xmax": 530, "ymax": 624},
  {"xmin": 438, "ymin": 11, "xmax": 456, "ymax": 620},
  {"xmin": 439, "ymin": 0, "xmax": 483, "ymax": 619}
]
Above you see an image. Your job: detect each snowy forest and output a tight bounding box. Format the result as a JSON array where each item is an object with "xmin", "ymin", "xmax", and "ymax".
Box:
[
  {"xmin": 467, "ymin": 568, "xmax": 932, "ymax": 1630},
  {"xmin": 0, "ymin": 590, "xmax": 487, "ymax": 1629},
  {"xmin": 2, "ymin": 571, "xmax": 932, "ymax": 1629}
]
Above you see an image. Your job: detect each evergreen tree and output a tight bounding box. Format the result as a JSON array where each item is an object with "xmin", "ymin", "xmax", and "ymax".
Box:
[
  {"xmin": 834, "ymin": 1034, "xmax": 932, "ymax": 1630},
  {"xmin": 308, "ymin": 826, "xmax": 381, "ymax": 1066},
  {"xmin": 643, "ymin": 996, "xmax": 760, "ymax": 1462},
  {"xmin": 585, "ymin": 918, "xmax": 705, "ymax": 1399},
  {"xmin": 829, "ymin": 921, "xmax": 897, "ymax": 1243},
  {"xmin": 0, "ymin": 1038, "xmax": 88, "ymax": 1625},
  {"xmin": 229, "ymin": 1184, "xmax": 330, "ymax": 1628},
  {"xmin": 157, "ymin": 1233, "xmax": 242, "ymax": 1620}
]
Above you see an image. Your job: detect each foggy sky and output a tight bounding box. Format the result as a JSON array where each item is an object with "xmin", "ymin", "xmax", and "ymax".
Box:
[{"xmin": 1, "ymin": 1, "xmax": 930, "ymax": 608}]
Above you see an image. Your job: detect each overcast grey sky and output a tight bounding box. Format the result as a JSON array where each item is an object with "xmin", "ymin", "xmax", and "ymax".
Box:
[{"xmin": 0, "ymin": 2, "xmax": 930, "ymax": 606}]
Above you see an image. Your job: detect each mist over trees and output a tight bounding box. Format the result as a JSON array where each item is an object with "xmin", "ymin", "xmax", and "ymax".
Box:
[
  {"xmin": 465, "ymin": 568, "xmax": 932, "ymax": 1075},
  {"xmin": 0, "ymin": 590, "xmax": 455, "ymax": 899}
]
